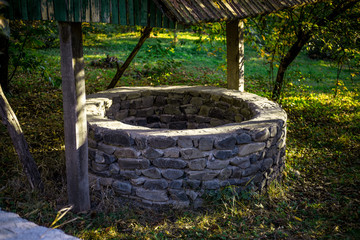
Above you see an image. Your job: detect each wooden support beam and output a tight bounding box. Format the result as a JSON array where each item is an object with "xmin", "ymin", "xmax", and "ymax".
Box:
[
  {"xmin": 58, "ymin": 22, "xmax": 90, "ymax": 213},
  {"xmin": 226, "ymin": 19, "xmax": 244, "ymax": 92}
]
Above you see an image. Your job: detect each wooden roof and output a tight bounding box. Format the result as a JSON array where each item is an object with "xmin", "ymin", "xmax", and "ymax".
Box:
[
  {"xmin": 153, "ymin": 0, "xmax": 318, "ymax": 24},
  {"xmin": 7, "ymin": 0, "xmax": 317, "ymax": 27}
]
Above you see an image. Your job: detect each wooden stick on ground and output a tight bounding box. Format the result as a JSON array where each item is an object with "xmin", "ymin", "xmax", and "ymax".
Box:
[{"xmin": 0, "ymin": 84, "xmax": 44, "ymax": 191}]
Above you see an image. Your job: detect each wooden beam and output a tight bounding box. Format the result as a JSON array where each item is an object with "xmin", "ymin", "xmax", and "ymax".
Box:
[
  {"xmin": 58, "ymin": 22, "xmax": 90, "ymax": 213},
  {"xmin": 226, "ymin": 19, "xmax": 244, "ymax": 92}
]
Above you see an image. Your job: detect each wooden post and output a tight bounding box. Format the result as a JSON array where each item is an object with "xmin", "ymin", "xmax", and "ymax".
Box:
[
  {"xmin": 58, "ymin": 22, "xmax": 90, "ymax": 212},
  {"xmin": 226, "ymin": 20, "xmax": 245, "ymax": 91}
]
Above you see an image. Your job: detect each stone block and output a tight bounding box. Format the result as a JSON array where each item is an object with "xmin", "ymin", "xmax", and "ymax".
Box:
[
  {"xmin": 103, "ymin": 131, "xmax": 133, "ymax": 147},
  {"xmin": 169, "ymin": 179, "xmax": 183, "ymax": 189},
  {"xmin": 99, "ymin": 177, "xmax": 113, "ymax": 186},
  {"xmin": 169, "ymin": 189, "xmax": 189, "ymax": 201},
  {"xmin": 115, "ymin": 148, "xmax": 139, "ymax": 159},
  {"xmin": 115, "ymin": 109, "xmax": 128, "ymax": 120},
  {"xmin": 98, "ymin": 143, "xmax": 116, "ymax": 155},
  {"xmin": 236, "ymin": 133, "xmax": 252, "ymax": 144},
  {"xmin": 148, "ymin": 137, "xmax": 176, "ymax": 149},
  {"xmin": 198, "ymin": 137, "xmax": 214, "ymax": 151},
  {"xmin": 119, "ymin": 170, "xmax": 140, "ymax": 179},
  {"xmin": 143, "ymin": 148, "xmax": 163, "ymax": 159},
  {"xmin": 144, "ymin": 179, "xmax": 168, "ymax": 190},
  {"xmin": 109, "ymin": 163, "xmax": 120, "ymax": 175},
  {"xmin": 118, "ymin": 158, "xmax": 150, "ymax": 169},
  {"xmin": 141, "ymin": 96, "xmax": 154, "ymax": 108},
  {"xmin": 131, "ymin": 177, "xmax": 146, "ymax": 185},
  {"xmin": 231, "ymin": 167, "xmax": 242, "ymax": 178},
  {"xmin": 92, "ymin": 162, "xmax": 108, "ymax": 172},
  {"xmin": 203, "ymin": 180, "xmax": 219, "ymax": 190},
  {"xmin": 254, "ymin": 128, "xmax": 270, "ymax": 142},
  {"xmin": 171, "ymin": 200, "xmax": 190, "ymax": 209},
  {"xmin": 207, "ymin": 160, "xmax": 229, "ymax": 170},
  {"xmin": 162, "ymin": 169, "xmax": 184, "ymax": 180},
  {"xmin": 188, "ymin": 158, "xmax": 207, "ymax": 170},
  {"xmin": 153, "ymin": 158, "xmax": 187, "ymax": 169},
  {"xmin": 136, "ymin": 108, "xmax": 154, "ymax": 117},
  {"xmin": 169, "ymin": 121, "xmax": 187, "ymax": 130},
  {"xmin": 112, "ymin": 180, "xmax": 132, "ymax": 194},
  {"xmin": 177, "ymin": 137, "xmax": 194, "ymax": 148},
  {"xmin": 126, "ymin": 92, "xmax": 141, "ymax": 100},
  {"xmin": 242, "ymin": 163, "xmax": 261, "ymax": 177},
  {"xmin": 163, "ymin": 148, "xmax": 180, "ymax": 158},
  {"xmin": 199, "ymin": 105, "xmax": 211, "ymax": 116},
  {"xmin": 214, "ymin": 136, "xmax": 236, "ymax": 150},
  {"xmin": 142, "ymin": 167, "xmax": 161, "ymax": 179},
  {"xmin": 187, "ymin": 170, "xmax": 219, "ymax": 180},
  {"xmin": 147, "ymin": 115, "xmax": 160, "ymax": 124},
  {"xmin": 164, "ymin": 105, "xmax": 181, "ymax": 115},
  {"xmin": 135, "ymin": 188, "xmax": 169, "ymax": 202},
  {"xmin": 180, "ymin": 148, "xmax": 204, "ymax": 160},
  {"xmin": 219, "ymin": 167, "xmax": 232, "ymax": 180},
  {"xmin": 184, "ymin": 180, "xmax": 201, "ymax": 189},
  {"xmin": 262, "ymin": 158, "xmax": 274, "ymax": 171},
  {"xmin": 209, "ymin": 107, "xmax": 224, "ymax": 119},
  {"xmin": 230, "ymin": 157, "xmax": 251, "ymax": 168},
  {"xmin": 214, "ymin": 150, "xmax": 233, "ymax": 160},
  {"xmin": 134, "ymin": 136, "xmax": 147, "ymax": 150},
  {"xmin": 190, "ymin": 97, "xmax": 203, "ymax": 106},
  {"xmin": 270, "ymin": 126, "xmax": 278, "ymax": 137},
  {"xmin": 238, "ymin": 143, "xmax": 266, "ymax": 157}
]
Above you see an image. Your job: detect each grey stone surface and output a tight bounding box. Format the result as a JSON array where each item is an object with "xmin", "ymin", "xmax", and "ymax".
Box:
[
  {"xmin": 169, "ymin": 180, "xmax": 183, "ymax": 189},
  {"xmin": 238, "ymin": 143, "xmax": 266, "ymax": 157},
  {"xmin": 188, "ymin": 159, "xmax": 207, "ymax": 170},
  {"xmin": 169, "ymin": 189, "xmax": 189, "ymax": 201},
  {"xmin": 135, "ymin": 188, "xmax": 169, "ymax": 202},
  {"xmin": 143, "ymin": 148, "xmax": 163, "ymax": 159},
  {"xmin": 161, "ymin": 169, "xmax": 184, "ymax": 180},
  {"xmin": 103, "ymin": 131, "xmax": 133, "ymax": 147},
  {"xmin": 207, "ymin": 160, "xmax": 230, "ymax": 170},
  {"xmin": 214, "ymin": 136, "xmax": 237, "ymax": 150},
  {"xmin": 148, "ymin": 137, "xmax": 176, "ymax": 149},
  {"xmin": 114, "ymin": 148, "xmax": 138, "ymax": 158},
  {"xmin": 87, "ymin": 86, "xmax": 288, "ymax": 208},
  {"xmin": 163, "ymin": 148, "xmax": 180, "ymax": 158},
  {"xmin": 118, "ymin": 158, "xmax": 150, "ymax": 169},
  {"xmin": 112, "ymin": 180, "xmax": 132, "ymax": 194},
  {"xmin": 214, "ymin": 150, "xmax": 233, "ymax": 160},
  {"xmin": 180, "ymin": 148, "xmax": 204, "ymax": 160},
  {"xmin": 236, "ymin": 133, "xmax": 252, "ymax": 144},
  {"xmin": 230, "ymin": 157, "xmax": 251, "ymax": 168},
  {"xmin": 142, "ymin": 168, "xmax": 161, "ymax": 179},
  {"xmin": 203, "ymin": 180, "xmax": 220, "ymax": 190},
  {"xmin": 153, "ymin": 158, "xmax": 187, "ymax": 169},
  {"xmin": 0, "ymin": 208, "xmax": 79, "ymax": 240},
  {"xmin": 177, "ymin": 137, "xmax": 193, "ymax": 148},
  {"xmin": 254, "ymin": 129, "xmax": 270, "ymax": 142},
  {"xmin": 198, "ymin": 137, "xmax": 214, "ymax": 151},
  {"xmin": 144, "ymin": 179, "xmax": 168, "ymax": 190}
]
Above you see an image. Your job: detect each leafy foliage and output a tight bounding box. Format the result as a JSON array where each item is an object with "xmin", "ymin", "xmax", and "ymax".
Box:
[{"xmin": 0, "ymin": 27, "xmax": 359, "ymax": 240}]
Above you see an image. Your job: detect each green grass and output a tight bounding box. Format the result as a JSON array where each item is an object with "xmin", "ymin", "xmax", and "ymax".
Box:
[{"xmin": 1, "ymin": 28, "xmax": 359, "ymax": 239}]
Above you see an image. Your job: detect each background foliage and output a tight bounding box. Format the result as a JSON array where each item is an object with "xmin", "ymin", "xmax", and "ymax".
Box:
[{"xmin": 0, "ymin": 1, "xmax": 360, "ymax": 239}]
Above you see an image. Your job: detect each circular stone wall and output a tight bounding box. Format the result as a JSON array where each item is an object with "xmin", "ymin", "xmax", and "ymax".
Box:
[{"xmin": 86, "ymin": 86, "xmax": 287, "ymax": 209}]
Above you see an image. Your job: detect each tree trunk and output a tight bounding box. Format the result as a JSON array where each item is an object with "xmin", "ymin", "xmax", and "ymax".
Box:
[
  {"xmin": 0, "ymin": 18, "xmax": 9, "ymax": 93},
  {"xmin": 0, "ymin": 84, "xmax": 43, "ymax": 191},
  {"xmin": 272, "ymin": 32, "xmax": 311, "ymax": 102},
  {"xmin": 107, "ymin": 26, "xmax": 153, "ymax": 89}
]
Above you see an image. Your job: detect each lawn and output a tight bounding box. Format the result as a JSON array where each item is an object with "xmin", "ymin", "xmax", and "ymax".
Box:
[{"xmin": 0, "ymin": 25, "xmax": 359, "ymax": 239}]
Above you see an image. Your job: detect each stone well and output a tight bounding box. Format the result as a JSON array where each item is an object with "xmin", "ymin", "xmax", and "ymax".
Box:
[{"xmin": 86, "ymin": 86, "xmax": 287, "ymax": 209}]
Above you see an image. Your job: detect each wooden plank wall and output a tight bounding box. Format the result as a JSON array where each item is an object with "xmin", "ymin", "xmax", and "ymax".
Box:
[{"xmin": 8, "ymin": 0, "xmax": 178, "ymax": 28}]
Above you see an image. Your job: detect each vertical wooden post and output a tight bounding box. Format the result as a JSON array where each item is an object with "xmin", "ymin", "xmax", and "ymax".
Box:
[
  {"xmin": 226, "ymin": 20, "xmax": 245, "ymax": 91},
  {"xmin": 58, "ymin": 22, "xmax": 90, "ymax": 212}
]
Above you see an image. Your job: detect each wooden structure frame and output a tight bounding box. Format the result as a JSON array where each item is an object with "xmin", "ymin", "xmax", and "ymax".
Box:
[{"xmin": 7, "ymin": 0, "xmax": 317, "ymax": 212}]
